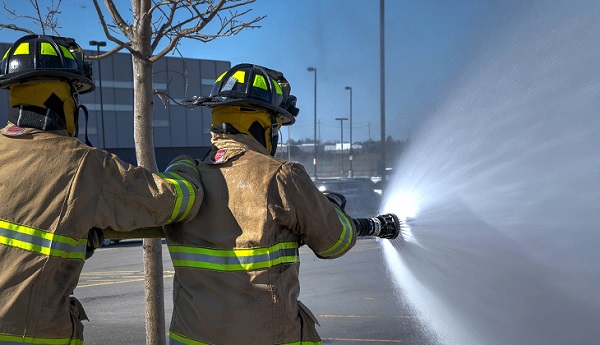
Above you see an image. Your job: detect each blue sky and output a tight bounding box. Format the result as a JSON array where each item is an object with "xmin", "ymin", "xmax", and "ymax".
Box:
[{"xmin": 0, "ymin": 0, "xmax": 520, "ymax": 143}]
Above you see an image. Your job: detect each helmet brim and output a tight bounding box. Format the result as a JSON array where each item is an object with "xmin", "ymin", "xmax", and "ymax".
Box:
[{"xmin": 0, "ymin": 70, "xmax": 95, "ymax": 94}]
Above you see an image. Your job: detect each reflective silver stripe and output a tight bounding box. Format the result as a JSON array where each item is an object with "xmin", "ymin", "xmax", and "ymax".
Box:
[
  {"xmin": 168, "ymin": 242, "xmax": 300, "ymax": 271},
  {"xmin": 166, "ymin": 159, "xmax": 196, "ymax": 171},
  {"xmin": 157, "ymin": 172, "xmax": 196, "ymax": 223},
  {"xmin": 318, "ymin": 208, "xmax": 355, "ymax": 258},
  {"xmin": 0, "ymin": 220, "xmax": 87, "ymax": 260}
]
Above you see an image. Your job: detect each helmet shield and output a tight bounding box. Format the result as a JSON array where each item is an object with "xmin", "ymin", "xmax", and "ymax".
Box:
[
  {"xmin": 0, "ymin": 35, "xmax": 94, "ymax": 94},
  {"xmin": 196, "ymin": 63, "xmax": 299, "ymax": 125}
]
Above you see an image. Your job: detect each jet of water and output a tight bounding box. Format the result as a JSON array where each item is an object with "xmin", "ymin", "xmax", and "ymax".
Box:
[{"xmin": 382, "ymin": 2, "xmax": 600, "ymax": 344}]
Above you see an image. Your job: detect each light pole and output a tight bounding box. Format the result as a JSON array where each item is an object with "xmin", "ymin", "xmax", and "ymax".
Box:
[
  {"xmin": 379, "ymin": 0, "xmax": 387, "ymax": 179},
  {"xmin": 307, "ymin": 67, "xmax": 318, "ymax": 179},
  {"xmin": 287, "ymin": 126, "xmax": 291, "ymax": 161},
  {"xmin": 345, "ymin": 86, "xmax": 353, "ymax": 177},
  {"xmin": 89, "ymin": 40, "xmax": 107, "ymax": 148},
  {"xmin": 335, "ymin": 117, "xmax": 348, "ymax": 176}
]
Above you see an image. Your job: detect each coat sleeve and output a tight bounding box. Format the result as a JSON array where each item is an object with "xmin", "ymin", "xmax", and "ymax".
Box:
[
  {"xmin": 78, "ymin": 150, "xmax": 203, "ymax": 232},
  {"xmin": 276, "ymin": 163, "xmax": 356, "ymax": 259}
]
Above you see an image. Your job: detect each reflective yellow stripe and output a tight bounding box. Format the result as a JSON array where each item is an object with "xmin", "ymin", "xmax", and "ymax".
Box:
[
  {"xmin": 168, "ymin": 241, "xmax": 299, "ymax": 271},
  {"xmin": 14, "ymin": 42, "xmax": 30, "ymax": 55},
  {"xmin": 317, "ymin": 209, "xmax": 354, "ymax": 258},
  {"xmin": 0, "ymin": 219, "xmax": 87, "ymax": 260},
  {"xmin": 168, "ymin": 331, "xmax": 320, "ymax": 345},
  {"xmin": 169, "ymin": 331, "xmax": 210, "ymax": 345},
  {"xmin": 0, "ymin": 332, "xmax": 82, "ymax": 345},
  {"xmin": 253, "ymin": 74, "xmax": 268, "ymax": 90},
  {"xmin": 157, "ymin": 172, "xmax": 196, "ymax": 224},
  {"xmin": 40, "ymin": 42, "xmax": 57, "ymax": 56}
]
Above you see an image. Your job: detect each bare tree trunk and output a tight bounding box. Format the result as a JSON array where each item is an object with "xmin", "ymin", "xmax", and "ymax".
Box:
[
  {"xmin": 133, "ymin": 56, "xmax": 166, "ymax": 345},
  {"xmin": 132, "ymin": 1, "xmax": 166, "ymax": 344}
]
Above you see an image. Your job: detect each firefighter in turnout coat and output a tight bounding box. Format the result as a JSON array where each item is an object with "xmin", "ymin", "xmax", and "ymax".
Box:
[
  {"xmin": 0, "ymin": 35, "xmax": 203, "ymax": 344},
  {"xmin": 165, "ymin": 64, "xmax": 356, "ymax": 345}
]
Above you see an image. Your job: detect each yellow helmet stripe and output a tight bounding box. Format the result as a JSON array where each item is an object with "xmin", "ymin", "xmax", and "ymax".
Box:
[
  {"xmin": 40, "ymin": 42, "xmax": 58, "ymax": 56},
  {"xmin": 253, "ymin": 74, "xmax": 268, "ymax": 90},
  {"xmin": 214, "ymin": 71, "xmax": 227, "ymax": 82},
  {"xmin": 14, "ymin": 42, "xmax": 30, "ymax": 55},
  {"xmin": 60, "ymin": 46, "xmax": 75, "ymax": 59},
  {"xmin": 272, "ymin": 80, "xmax": 283, "ymax": 94}
]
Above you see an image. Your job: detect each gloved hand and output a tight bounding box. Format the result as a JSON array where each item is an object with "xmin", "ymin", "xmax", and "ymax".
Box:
[
  {"xmin": 86, "ymin": 227, "xmax": 105, "ymax": 259},
  {"xmin": 322, "ymin": 191, "xmax": 347, "ymax": 212}
]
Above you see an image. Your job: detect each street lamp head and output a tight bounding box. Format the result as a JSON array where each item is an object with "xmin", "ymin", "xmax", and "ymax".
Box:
[
  {"xmin": 345, "ymin": 86, "xmax": 352, "ymax": 90},
  {"xmin": 89, "ymin": 40, "xmax": 107, "ymax": 47},
  {"xmin": 307, "ymin": 67, "xmax": 316, "ymax": 72}
]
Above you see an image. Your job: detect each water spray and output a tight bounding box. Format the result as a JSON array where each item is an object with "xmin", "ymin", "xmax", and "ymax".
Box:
[{"xmin": 353, "ymin": 213, "xmax": 403, "ymax": 240}]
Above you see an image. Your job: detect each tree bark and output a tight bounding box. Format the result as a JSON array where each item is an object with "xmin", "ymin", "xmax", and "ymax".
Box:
[{"xmin": 132, "ymin": 1, "xmax": 166, "ymax": 344}]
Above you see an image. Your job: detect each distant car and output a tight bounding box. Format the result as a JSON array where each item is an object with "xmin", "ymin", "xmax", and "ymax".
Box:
[
  {"xmin": 314, "ymin": 178, "xmax": 381, "ymax": 218},
  {"xmin": 102, "ymin": 238, "xmax": 121, "ymax": 247}
]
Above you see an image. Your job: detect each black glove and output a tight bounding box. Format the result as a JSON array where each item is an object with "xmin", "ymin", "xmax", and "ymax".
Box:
[
  {"xmin": 86, "ymin": 227, "xmax": 105, "ymax": 259},
  {"xmin": 323, "ymin": 191, "xmax": 347, "ymax": 211}
]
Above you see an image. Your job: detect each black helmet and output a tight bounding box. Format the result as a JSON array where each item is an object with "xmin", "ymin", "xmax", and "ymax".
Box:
[
  {"xmin": 0, "ymin": 35, "xmax": 94, "ymax": 94},
  {"xmin": 195, "ymin": 63, "xmax": 299, "ymax": 125}
]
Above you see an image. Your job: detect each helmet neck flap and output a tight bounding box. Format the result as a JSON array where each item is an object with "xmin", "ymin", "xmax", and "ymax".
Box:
[
  {"xmin": 212, "ymin": 106, "xmax": 282, "ymax": 156},
  {"xmin": 9, "ymin": 81, "xmax": 76, "ymax": 134}
]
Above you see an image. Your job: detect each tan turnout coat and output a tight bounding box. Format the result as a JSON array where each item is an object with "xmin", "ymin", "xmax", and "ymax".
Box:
[
  {"xmin": 0, "ymin": 123, "xmax": 203, "ymax": 344},
  {"xmin": 165, "ymin": 131, "xmax": 357, "ymax": 345}
]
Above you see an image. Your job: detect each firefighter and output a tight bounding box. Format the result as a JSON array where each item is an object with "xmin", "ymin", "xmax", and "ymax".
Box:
[
  {"xmin": 164, "ymin": 63, "xmax": 357, "ymax": 345},
  {"xmin": 0, "ymin": 35, "xmax": 203, "ymax": 344}
]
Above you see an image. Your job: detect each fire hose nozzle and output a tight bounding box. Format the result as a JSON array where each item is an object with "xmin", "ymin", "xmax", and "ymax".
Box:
[{"xmin": 353, "ymin": 213, "xmax": 403, "ymax": 240}]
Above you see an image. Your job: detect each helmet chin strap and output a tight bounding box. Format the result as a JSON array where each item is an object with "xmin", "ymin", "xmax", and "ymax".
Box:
[
  {"xmin": 70, "ymin": 84, "xmax": 92, "ymax": 146},
  {"xmin": 269, "ymin": 114, "xmax": 279, "ymax": 156}
]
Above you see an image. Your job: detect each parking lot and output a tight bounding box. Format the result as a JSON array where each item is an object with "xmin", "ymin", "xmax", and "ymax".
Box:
[{"xmin": 77, "ymin": 238, "xmax": 437, "ymax": 344}]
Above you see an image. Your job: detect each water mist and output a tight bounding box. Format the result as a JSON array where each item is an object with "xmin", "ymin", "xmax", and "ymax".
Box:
[{"xmin": 382, "ymin": 2, "xmax": 600, "ymax": 345}]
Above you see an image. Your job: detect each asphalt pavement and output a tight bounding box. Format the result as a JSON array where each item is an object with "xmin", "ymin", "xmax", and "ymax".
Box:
[{"xmin": 76, "ymin": 238, "xmax": 437, "ymax": 344}]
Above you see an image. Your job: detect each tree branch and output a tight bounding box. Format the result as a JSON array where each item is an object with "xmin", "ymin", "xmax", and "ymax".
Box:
[
  {"xmin": 150, "ymin": 2, "xmax": 178, "ymax": 52},
  {"xmin": 151, "ymin": 0, "xmax": 265, "ymax": 62},
  {"xmin": 102, "ymin": 0, "xmax": 133, "ymax": 38},
  {"xmin": 1, "ymin": 0, "xmax": 63, "ymax": 35},
  {"xmin": 31, "ymin": 0, "xmax": 45, "ymax": 34},
  {"xmin": 92, "ymin": 0, "xmax": 143, "ymax": 59},
  {"xmin": 85, "ymin": 44, "xmax": 129, "ymax": 60},
  {"xmin": 0, "ymin": 23, "xmax": 35, "ymax": 34}
]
